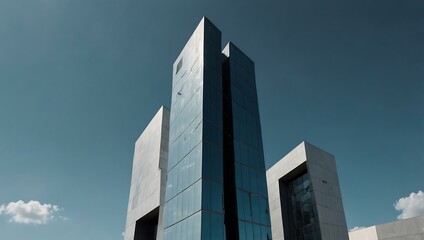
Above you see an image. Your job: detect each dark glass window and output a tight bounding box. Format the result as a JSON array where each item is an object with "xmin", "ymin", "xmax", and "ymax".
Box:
[
  {"xmin": 245, "ymin": 223, "xmax": 254, "ymax": 240},
  {"xmin": 284, "ymin": 172, "xmax": 321, "ymax": 240},
  {"xmin": 202, "ymin": 180, "xmax": 211, "ymax": 210},
  {"xmin": 176, "ymin": 58, "xmax": 183, "ymax": 74},
  {"xmin": 210, "ymin": 213, "xmax": 224, "ymax": 240},
  {"xmin": 202, "ymin": 212, "xmax": 211, "ymax": 240},
  {"xmin": 211, "ymin": 182, "xmax": 223, "ymax": 213},
  {"xmin": 239, "ymin": 221, "xmax": 246, "ymax": 240}
]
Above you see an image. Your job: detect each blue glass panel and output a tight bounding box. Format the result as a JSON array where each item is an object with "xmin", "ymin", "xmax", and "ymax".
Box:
[
  {"xmin": 239, "ymin": 221, "xmax": 246, "ymax": 240},
  {"xmin": 211, "ymin": 182, "xmax": 223, "ymax": 213},
  {"xmin": 251, "ymin": 195, "xmax": 260, "ymax": 223},
  {"xmin": 201, "ymin": 212, "xmax": 211, "ymax": 240},
  {"xmin": 203, "ymin": 144, "xmax": 211, "ymax": 179},
  {"xmin": 237, "ymin": 190, "xmax": 244, "ymax": 220},
  {"xmin": 245, "ymin": 223, "xmax": 254, "ymax": 240},
  {"xmin": 242, "ymin": 166, "xmax": 249, "ymax": 190},
  {"xmin": 260, "ymin": 197, "xmax": 268, "ymax": 225},
  {"xmin": 210, "ymin": 145, "xmax": 223, "ymax": 183},
  {"xmin": 243, "ymin": 191, "xmax": 252, "ymax": 221},
  {"xmin": 210, "ymin": 213, "xmax": 224, "ymax": 240},
  {"xmin": 202, "ymin": 180, "xmax": 211, "ymax": 210},
  {"xmin": 253, "ymin": 224, "xmax": 261, "ymax": 240},
  {"xmin": 235, "ymin": 163, "xmax": 242, "ymax": 187},
  {"xmin": 250, "ymin": 169, "xmax": 258, "ymax": 194}
]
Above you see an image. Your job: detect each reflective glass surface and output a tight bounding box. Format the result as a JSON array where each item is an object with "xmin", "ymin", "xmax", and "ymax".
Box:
[
  {"xmin": 163, "ymin": 18, "xmax": 225, "ymax": 240},
  {"xmin": 164, "ymin": 19, "xmax": 269, "ymax": 240},
  {"xmin": 224, "ymin": 43, "xmax": 271, "ymax": 240},
  {"xmin": 285, "ymin": 172, "xmax": 321, "ymax": 240}
]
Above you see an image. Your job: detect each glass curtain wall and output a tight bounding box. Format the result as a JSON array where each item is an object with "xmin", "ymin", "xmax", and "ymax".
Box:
[
  {"xmin": 285, "ymin": 172, "xmax": 321, "ymax": 240},
  {"xmin": 163, "ymin": 18, "xmax": 225, "ymax": 240},
  {"xmin": 222, "ymin": 43, "xmax": 272, "ymax": 240}
]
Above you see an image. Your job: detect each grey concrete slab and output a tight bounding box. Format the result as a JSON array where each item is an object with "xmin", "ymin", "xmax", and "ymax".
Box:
[
  {"xmin": 267, "ymin": 141, "xmax": 349, "ymax": 240},
  {"xmin": 123, "ymin": 107, "xmax": 169, "ymax": 240}
]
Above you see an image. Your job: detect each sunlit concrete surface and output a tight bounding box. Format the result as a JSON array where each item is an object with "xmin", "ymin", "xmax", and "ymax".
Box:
[
  {"xmin": 267, "ymin": 141, "xmax": 349, "ymax": 240},
  {"xmin": 124, "ymin": 106, "xmax": 170, "ymax": 240},
  {"xmin": 349, "ymin": 216, "xmax": 424, "ymax": 240}
]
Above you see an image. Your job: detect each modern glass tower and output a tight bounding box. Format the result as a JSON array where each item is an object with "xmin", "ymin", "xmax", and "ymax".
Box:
[
  {"xmin": 222, "ymin": 43, "xmax": 271, "ymax": 239},
  {"xmin": 163, "ymin": 17, "xmax": 271, "ymax": 240}
]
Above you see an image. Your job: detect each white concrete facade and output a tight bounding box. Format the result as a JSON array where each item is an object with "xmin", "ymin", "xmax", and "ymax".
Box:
[
  {"xmin": 349, "ymin": 216, "xmax": 424, "ymax": 240},
  {"xmin": 266, "ymin": 141, "xmax": 349, "ymax": 240},
  {"xmin": 124, "ymin": 106, "xmax": 170, "ymax": 240}
]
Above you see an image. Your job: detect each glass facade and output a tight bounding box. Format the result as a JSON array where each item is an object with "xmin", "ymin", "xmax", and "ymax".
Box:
[
  {"xmin": 163, "ymin": 17, "xmax": 270, "ymax": 240},
  {"xmin": 222, "ymin": 43, "xmax": 272, "ymax": 240},
  {"xmin": 163, "ymin": 18, "xmax": 225, "ymax": 240},
  {"xmin": 283, "ymin": 171, "xmax": 321, "ymax": 240}
]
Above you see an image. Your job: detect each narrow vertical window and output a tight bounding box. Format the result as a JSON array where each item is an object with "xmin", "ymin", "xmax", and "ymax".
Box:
[{"xmin": 176, "ymin": 58, "xmax": 183, "ymax": 74}]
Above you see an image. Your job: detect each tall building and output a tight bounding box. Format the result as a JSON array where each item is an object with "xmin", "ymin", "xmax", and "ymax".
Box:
[
  {"xmin": 266, "ymin": 141, "xmax": 349, "ymax": 240},
  {"xmin": 124, "ymin": 17, "xmax": 354, "ymax": 240},
  {"xmin": 222, "ymin": 42, "xmax": 271, "ymax": 239},
  {"xmin": 162, "ymin": 17, "xmax": 271, "ymax": 240},
  {"xmin": 124, "ymin": 107, "xmax": 170, "ymax": 240},
  {"xmin": 349, "ymin": 215, "xmax": 424, "ymax": 240}
]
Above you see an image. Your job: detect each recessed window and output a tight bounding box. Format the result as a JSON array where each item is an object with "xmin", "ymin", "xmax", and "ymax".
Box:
[{"xmin": 176, "ymin": 58, "xmax": 183, "ymax": 74}]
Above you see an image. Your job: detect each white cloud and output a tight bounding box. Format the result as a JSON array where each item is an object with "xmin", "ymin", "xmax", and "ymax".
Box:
[
  {"xmin": 394, "ymin": 190, "xmax": 424, "ymax": 220},
  {"xmin": 349, "ymin": 226, "xmax": 366, "ymax": 232},
  {"xmin": 0, "ymin": 200, "xmax": 61, "ymax": 224}
]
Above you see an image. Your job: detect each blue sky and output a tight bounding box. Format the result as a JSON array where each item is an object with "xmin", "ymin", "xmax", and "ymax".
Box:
[{"xmin": 0, "ymin": 0, "xmax": 423, "ymax": 239}]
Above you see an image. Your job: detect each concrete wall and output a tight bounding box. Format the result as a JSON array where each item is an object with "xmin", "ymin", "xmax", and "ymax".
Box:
[
  {"xmin": 267, "ymin": 142, "xmax": 307, "ymax": 240},
  {"xmin": 349, "ymin": 226, "xmax": 378, "ymax": 240},
  {"xmin": 124, "ymin": 106, "xmax": 170, "ymax": 240},
  {"xmin": 266, "ymin": 141, "xmax": 349, "ymax": 240},
  {"xmin": 349, "ymin": 216, "xmax": 424, "ymax": 240},
  {"xmin": 377, "ymin": 216, "xmax": 424, "ymax": 239},
  {"xmin": 305, "ymin": 142, "xmax": 349, "ymax": 240}
]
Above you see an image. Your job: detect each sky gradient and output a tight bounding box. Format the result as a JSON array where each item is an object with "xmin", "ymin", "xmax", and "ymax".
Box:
[{"xmin": 0, "ymin": 0, "xmax": 423, "ymax": 239}]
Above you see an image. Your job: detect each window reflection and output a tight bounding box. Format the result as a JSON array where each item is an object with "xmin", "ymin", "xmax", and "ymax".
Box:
[{"xmin": 285, "ymin": 172, "xmax": 320, "ymax": 240}]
